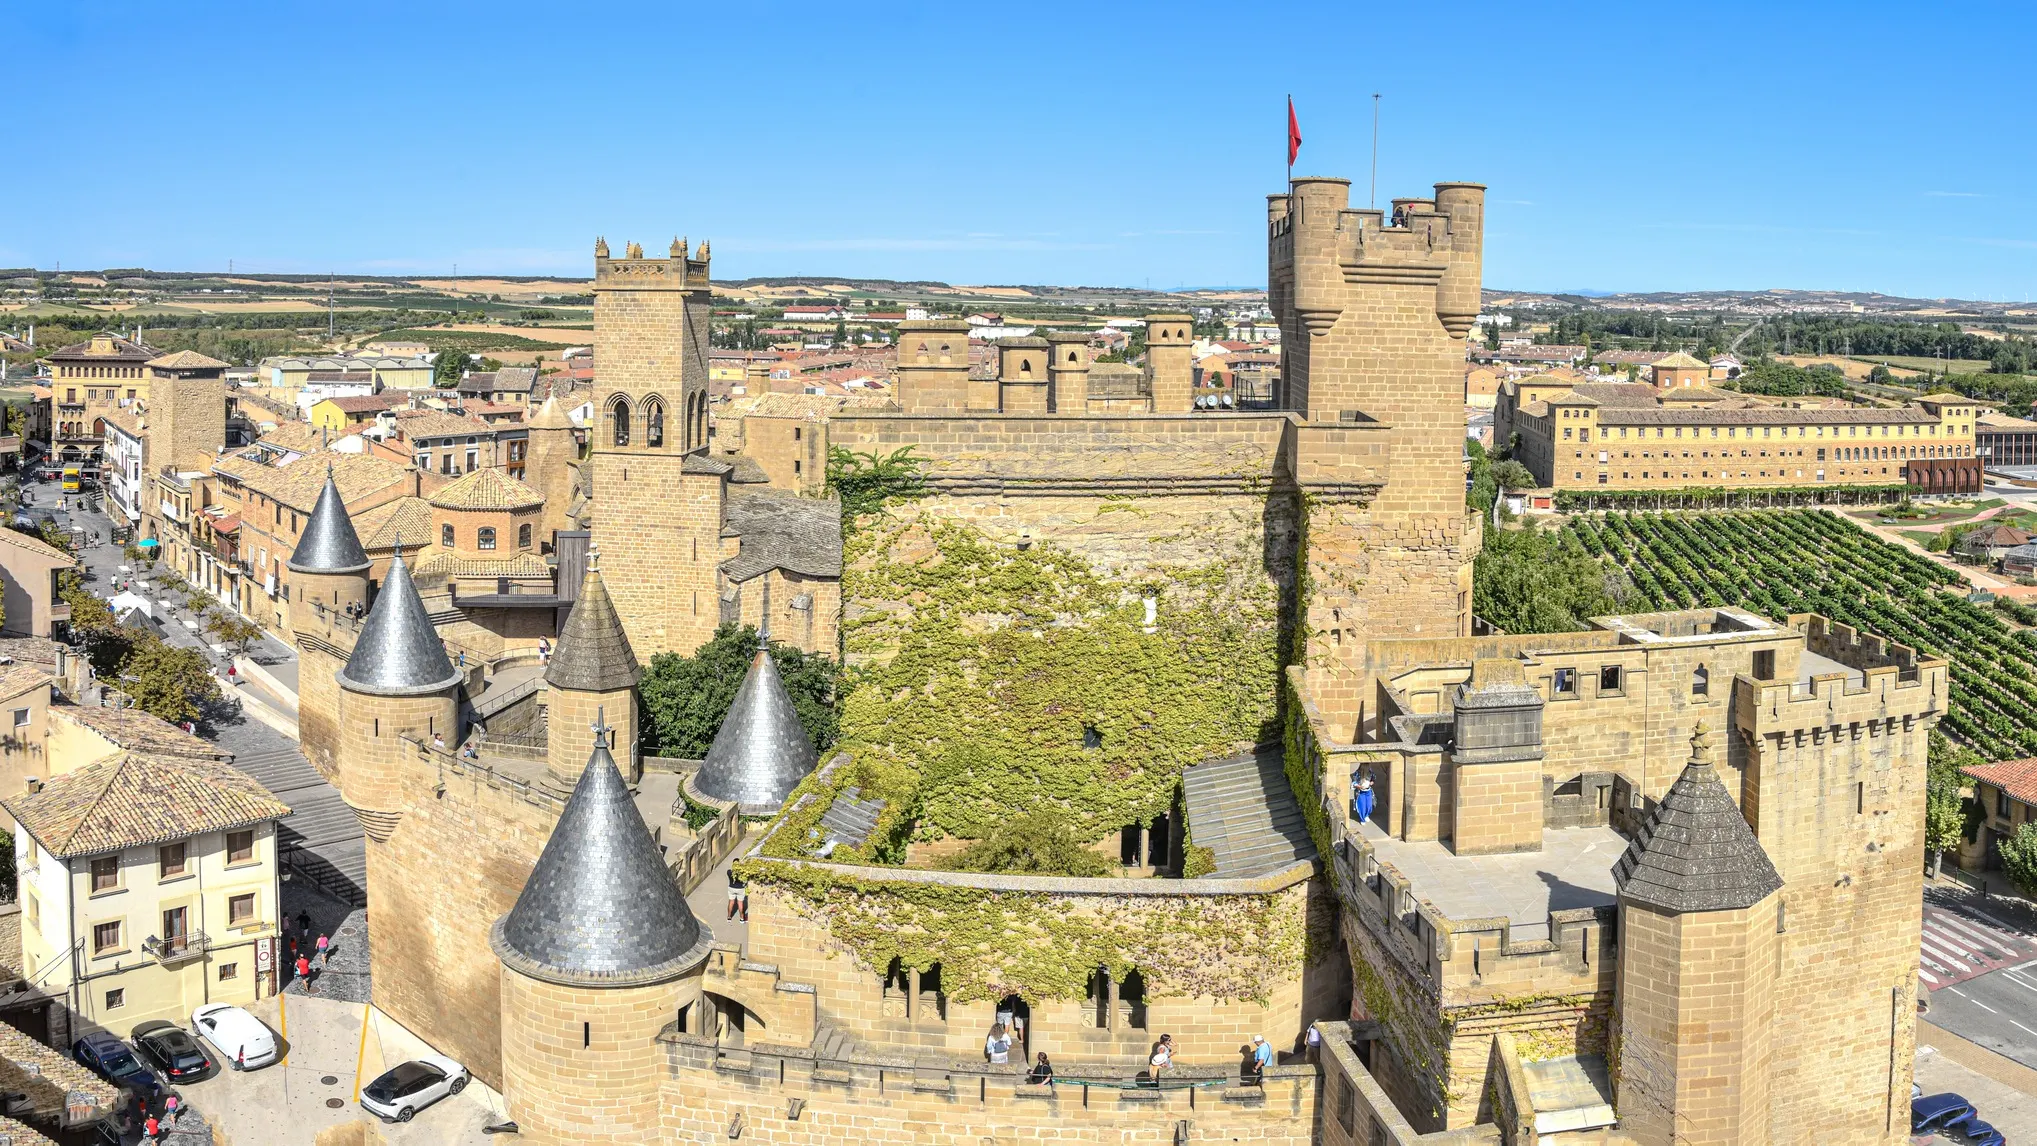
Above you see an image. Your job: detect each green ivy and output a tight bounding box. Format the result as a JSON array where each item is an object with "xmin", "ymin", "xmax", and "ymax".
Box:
[
  {"xmin": 805, "ymin": 515, "xmax": 1281, "ymax": 848},
  {"xmin": 743, "ymin": 861, "xmax": 1308, "ymax": 1003}
]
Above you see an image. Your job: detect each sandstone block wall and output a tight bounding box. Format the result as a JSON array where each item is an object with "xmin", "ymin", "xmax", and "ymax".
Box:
[
  {"xmin": 369, "ymin": 746, "xmax": 560, "ymax": 1088},
  {"xmin": 590, "ymin": 460, "xmax": 724, "ymax": 657},
  {"xmin": 501, "ymin": 968, "xmax": 697, "ymax": 1145},
  {"xmin": 336, "ymin": 687, "xmax": 456, "ymax": 817},
  {"xmin": 546, "ymin": 685, "xmax": 638, "ymax": 785}
]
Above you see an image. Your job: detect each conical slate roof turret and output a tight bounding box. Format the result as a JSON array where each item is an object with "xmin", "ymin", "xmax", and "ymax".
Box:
[
  {"xmin": 1613, "ymin": 723, "xmax": 1783, "ymax": 914},
  {"xmin": 493, "ymin": 728, "xmax": 708, "ymax": 985},
  {"xmin": 694, "ymin": 618, "xmax": 819, "ymax": 813},
  {"xmin": 287, "ymin": 467, "xmax": 370, "ymax": 574},
  {"xmin": 338, "ymin": 550, "xmax": 462, "ymax": 696},
  {"xmin": 545, "ymin": 565, "xmax": 639, "ymax": 694}
]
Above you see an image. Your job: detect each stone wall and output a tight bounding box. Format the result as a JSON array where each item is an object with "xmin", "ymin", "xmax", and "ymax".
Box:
[
  {"xmin": 367, "ymin": 741, "xmax": 561, "ymax": 1088},
  {"xmin": 588, "ymin": 460, "xmax": 725, "ymax": 658},
  {"xmin": 660, "ymin": 1034, "xmax": 1322, "ymax": 1145},
  {"xmin": 501, "ymin": 968, "xmax": 698, "ymax": 1145}
]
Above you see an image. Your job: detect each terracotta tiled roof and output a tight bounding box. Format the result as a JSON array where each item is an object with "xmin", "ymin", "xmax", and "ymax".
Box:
[
  {"xmin": 1979, "ymin": 411, "xmax": 2037, "ymax": 431},
  {"xmin": 213, "ymin": 450, "xmax": 412, "ymax": 514},
  {"xmin": 146, "ymin": 350, "xmax": 229, "ymax": 370},
  {"xmin": 392, "ymin": 409, "xmax": 495, "ymax": 441},
  {"xmin": 256, "ymin": 422, "xmax": 327, "ymax": 454},
  {"xmin": 46, "ymin": 334, "xmax": 156, "ymax": 364},
  {"xmin": 413, "ymin": 551, "xmax": 552, "ymax": 578},
  {"xmin": 0, "ymin": 1024, "xmax": 114, "ymax": 1124},
  {"xmin": 0, "ymin": 665, "xmax": 51, "ymax": 703},
  {"xmin": 322, "ymin": 394, "xmax": 402, "ymax": 414},
  {"xmin": 2, "ymin": 750, "xmax": 289, "ymax": 859},
  {"xmin": 1563, "ymin": 382, "xmax": 1661, "ymax": 407},
  {"xmin": 352, "ymin": 496, "xmax": 433, "ymax": 551},
  {"xmin": 0, "ymin": 526, "xmax": 74, "ymax": 566},
  {"xmin": 429, "ymin": 466, "xmax": 543, "ymax": 511},
  {"xmin": 49, "ymin": 703, "xmax": 232, "ymax": 761},
  {"xmin": 1964, "ymin": 758, "xmax": 2037, "ymax": 806},
  {"xmin": 1650, "ymin": 350, "xmax": 1709, "ymax": 369},
  {"xmin": 1597, "ymin": 405, "xmax": 1938, "ymax": 427}
]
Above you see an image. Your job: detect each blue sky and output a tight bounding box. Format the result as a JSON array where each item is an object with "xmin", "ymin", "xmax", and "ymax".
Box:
[{"xmin": 6, "ymin": 1, "xmax": 2033, "ymax": 299}]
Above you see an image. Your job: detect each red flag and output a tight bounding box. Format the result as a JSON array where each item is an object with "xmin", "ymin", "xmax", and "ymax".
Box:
[{"xmin": 1287, "ymin": 97, "xmax": 1302, "ymax": 167}]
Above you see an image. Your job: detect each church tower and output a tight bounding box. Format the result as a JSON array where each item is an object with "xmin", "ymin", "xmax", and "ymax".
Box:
[
  {"xmin": 588, "ymin": 235, "xmax": 728, "ymax": 657},
  {"xmin": 1612, "ymin": 724, "xmax": 1784, "ymax": 1144},
  {"xmin": 288, "ymin": 470, "xmax": 372, "ymax": 782},
  {"xmin": 492, "ymin": 728, "xmax": 712, "ymax": 1145},
  {"xmin": 543, "ymin": 561, "xmax": 641, "ymax": 789},
  {"xmin": 334, "ymin": 550, "xmax": 463, "ymax": 841}
]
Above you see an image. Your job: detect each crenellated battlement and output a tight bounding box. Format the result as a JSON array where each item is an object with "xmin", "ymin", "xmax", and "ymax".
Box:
[
  {"xmin": 1268, "ymin": 178, "xmax": 1484, "ymax": 340},
  {"xmin": 593, "ymin": 234, "xmax": 712, "ymax": 291}
]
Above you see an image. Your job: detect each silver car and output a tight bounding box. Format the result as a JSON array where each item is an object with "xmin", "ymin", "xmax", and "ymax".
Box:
[{"xmin": 359, "ymin": 1054, "xmax": 468, "ymax": 1123}]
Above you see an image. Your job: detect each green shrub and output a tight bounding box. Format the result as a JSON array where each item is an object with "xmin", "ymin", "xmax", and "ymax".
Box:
[{"xmin": 939, "ymin": 811, "xmax": 1114, "ymax": 877}]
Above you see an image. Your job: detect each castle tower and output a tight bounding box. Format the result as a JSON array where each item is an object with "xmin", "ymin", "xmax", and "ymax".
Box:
[
  {"xmin": 1611, "ymin": 724, "xmax": 1784, "ymax": 1144},
  {"xmin": 287, "ymin": 470, "xmax": 372, "ymax": 782},
  {"xmin": 522, "ymin": 395, "xmax": 578, "ymax": 549},
  {"xmin": 543, "ymin": 562, "xmax": 641, "ymax": 789},
  {"xmin": 492, "ymin": 729, "xmax": 712, "ymax": 1145},
  {"xmin": 335, "ymin": 549, "xmax": 463, "ymax": 841},
  {"xmin": 1044, "ymin": 330, "xmax": 1090, "ymax": 413},
  {"xmin": 1143, "ymin": 313, "xmax": 1195, "ymax": 413},
  {"xmin": 995, "ymin": 336, "xmax": 1050, "ymax": 413},
  {"xmin": 1268, "ymin": 176, "xmax": 1486, "ymax": 734},
  {"xmin": 142, "ymin": 350, "xmax": 228, "ymax": 474},
  {"xmin": 590, "ymin": 235, "xmax": 728, "ymax": 657},
  {"xmin": 689, "ymin": 620, "xmax": 818, "ymax": 815},
  {"xmin": 892, "ymin": 319, "xmax": 972, "ymax": 412}
]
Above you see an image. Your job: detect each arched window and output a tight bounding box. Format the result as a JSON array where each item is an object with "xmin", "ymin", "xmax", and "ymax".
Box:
[
  {"xmin": 1067, "ymin": 350, "xmax": 1077, "ymax": 363},
  {"xmin": 644, "ymin": 396, "xmax": 665, "ymax": 448},
  {"xmin": 609, "ymin": 396, "xmax": 631, "ymax": 447},
  {"xmin": 1019, "ymin": 357, "xmax": 1032, "ymax": 377},
  {"xmin": 518, "ymin": 523, "xmax": 532, "ymax": 549},
  {"xmin": 1692, "ymin": 664, "xmax": 1709, "ymax": 697},
  {"xmin": 441, "ymin": 523, "xmax": 455, "ymax": 548},
  {"xmin": 478, "ymin": 527, "xmax": 497, "ymax": 551}
]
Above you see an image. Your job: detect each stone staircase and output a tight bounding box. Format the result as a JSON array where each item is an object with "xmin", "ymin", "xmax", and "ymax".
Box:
[{"xmin": 1180, "ymin": 745, "xmax": 1316, "ymax": 878}]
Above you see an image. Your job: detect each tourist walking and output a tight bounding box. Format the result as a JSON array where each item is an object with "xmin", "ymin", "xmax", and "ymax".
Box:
[
  {"xmin": 985, "ymin": 1023, "xmax": 1012, "ymax": 1065},
  {"xmin": 296, "ymin": 954, "xmax": 314, "ymax": 994},
  {"xmin": 1027, "ymin": 1052, "xmax": 1054, "ymax": 1085},
  {"xmin": 726, "ymin": 867, "xmax": 748, "ymax": 921},
  {"xmin": 1250, "ymin": 1034, "xmax": 1273, "ymax": 1082},
  {"xmin": 1353, "ymin": 767, "xmax": 1375, "ymax": 823},
  {"xmin": 316, "ymin": 932, "xmax": 330, "ymax": 966}
]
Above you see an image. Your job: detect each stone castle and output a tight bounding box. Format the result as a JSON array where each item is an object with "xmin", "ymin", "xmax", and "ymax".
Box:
[{"xmin": 283, "ymin": 174, "xmax": 1936, "ymax": 1144}]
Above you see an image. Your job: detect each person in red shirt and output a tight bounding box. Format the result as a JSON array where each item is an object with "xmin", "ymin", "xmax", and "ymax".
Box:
[
  {"xmin": 144, "ymin": 1114, "xmax": 160, "ymax": 1141},
  {"xmin": 295, "ymin": 954, "xmax": 314, "ymax": 994}
]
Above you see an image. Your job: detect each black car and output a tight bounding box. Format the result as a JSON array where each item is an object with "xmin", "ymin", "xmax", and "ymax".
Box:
[
  {"xmin": 71, "ymin": 1031, "xmax": 159, "ymax": 1097},
  {"xmin": 131, "ymin": 1020, "xmax": 214, "ymax": 1082}
]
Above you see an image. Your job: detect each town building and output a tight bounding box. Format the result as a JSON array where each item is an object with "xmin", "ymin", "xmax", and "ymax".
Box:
[
  {"xmin": 6, "ymin": 750, "xmax": 290, "ymax": 1034},
  {"xmin": 1977, "ymin": 409, "xmax": 2037, "ymax": 469},
  {"xmin": 1960, "ymin": 757, "xmax": 2037, "ymax": 872},
  {"xmin": 45, "ymin": 332, "xmax": 154, "ymax": 466},
  {"xmin": 1498, "ymin": 377, "xmax": 1983, "ymax": 496},
  {"xmin": 0, "ymin": 528, "xmax": 75, "ymax": 638}
]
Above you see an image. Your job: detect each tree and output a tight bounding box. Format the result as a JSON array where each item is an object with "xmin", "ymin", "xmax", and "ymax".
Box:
[
  {"xmin": 205, "ymin": 611, "xmax": 264, "ymax": 657},
  {"xmin": 638, "ymin": 623, "xmax": 842, "ymax": 758},
  {"xmin": 1491, "ymin": 460, "xmax": 1536, "ymax": 492},
  {"xmin": 1483, "ymin": 321, "xmax": 1501, "ymax": 351},
  {"xmin": 119, "ymin": 637, "xmax": 221, "ymax": 727},
  {"xmin": 1998, "ymin": 822, "xmax": 2037, "ymax": 900},
  {"xmin": 1924, "ymin": 779, "xmax": 1966, "ymax": 877},
  {"xmin": 432, "ymin": 348, "xmax": 468, "ymax": 387},
  {"xmin": 1473, "ymin": 521, "xmax": 1632, "ymax": 634},
  {"xmin": 940, "ymin": 810, "xmax": 1113, "ymax": 877}
]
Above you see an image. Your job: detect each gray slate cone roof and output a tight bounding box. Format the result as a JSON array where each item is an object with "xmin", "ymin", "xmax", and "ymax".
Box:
[
  {"xmin": 1613, "ymin": 723, "xmax": 1783, "ymax": 914},
  {"xmin": 338, "ymin": 553, "xmax": 463, "ymax": 696},
  {"xmin": 694, "ymin": 647, "xmax": 819, "ymax": 813},
  {"xmin": 493, "ymin": 735, "xmax": 709, "ymax": 986},
  {"xmin": 545, "ymin": 567, "xmax": 639, "ymax": 693},
  {"xmin": 287, "ymin": 472, "xmax": 371, "ymax": 574}
]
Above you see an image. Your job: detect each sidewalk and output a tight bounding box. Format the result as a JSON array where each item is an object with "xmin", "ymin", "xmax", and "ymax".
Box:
[
  {"xmin": 1918, "ymin": 1023, "xmax": 2037, "ymax": 1139},
  {"xmin": 183, "ymin": 995, "xmax": 506, "ymax": 1146}
]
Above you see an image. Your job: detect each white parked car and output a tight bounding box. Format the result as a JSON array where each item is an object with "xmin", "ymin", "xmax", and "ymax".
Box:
[
  {"xmin": 190, "ymin": 1004, "xmax": 277, "ymax": 1070},
  {"xmin": 359, "ymin": 1054, "xmax": 469, "ymax": 1123}
]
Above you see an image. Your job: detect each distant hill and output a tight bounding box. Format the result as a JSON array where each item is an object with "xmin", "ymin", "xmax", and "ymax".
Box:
[{"xmin": 1484, "ymin": 287, "xmax": 2036, "ymax": 320}]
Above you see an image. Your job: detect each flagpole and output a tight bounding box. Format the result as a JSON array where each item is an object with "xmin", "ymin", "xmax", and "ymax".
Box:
[
  {"xmin": 1370, "ymin": 93, "xmax": 1381, "ymax": 208},
  {"xmin": 1285, "ymin": 93, "xmax": 1292, "ymax": 186}
]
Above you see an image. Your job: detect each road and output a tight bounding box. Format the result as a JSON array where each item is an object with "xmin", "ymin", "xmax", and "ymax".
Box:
[
  {"xmin": 50, "ymin": 475, "xmax": 367, "ymax": 904},
  {"xmin": 1922, "ymin": 885, "xmax": 2037, "ymax": 1071}
]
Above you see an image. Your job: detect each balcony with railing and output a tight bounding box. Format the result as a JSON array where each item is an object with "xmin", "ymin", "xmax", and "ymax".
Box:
[{"xmin": 142, "ymin": 930, "xmax": 211, "ymax": 964}]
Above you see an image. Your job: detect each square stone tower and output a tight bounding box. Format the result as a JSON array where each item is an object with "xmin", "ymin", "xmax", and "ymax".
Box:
[
  {"xmin": 1269, "ymin": 177, "xmax": 1485, "ymax": 734},
  {"xmin": 590, "ymin": 236, "xmax": 727, "ymax": 657}
]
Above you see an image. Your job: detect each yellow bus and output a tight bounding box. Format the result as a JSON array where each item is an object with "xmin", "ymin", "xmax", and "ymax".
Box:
[{"xmin": 60, "ymin": 465, "xmax": 81, "ymax": 493}]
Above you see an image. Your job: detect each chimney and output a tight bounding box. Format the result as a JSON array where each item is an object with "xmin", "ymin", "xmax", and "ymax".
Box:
[{"xmin": 23, "ymin": 777, "xmax": 41, "ymax": 795}]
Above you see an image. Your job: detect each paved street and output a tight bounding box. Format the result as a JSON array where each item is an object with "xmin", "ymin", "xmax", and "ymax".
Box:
[
  {"xmin": 54, "ymin": 479, "xmax": 370, "ymax": 906},
  {"xmin": 1923, "ymin": 885, "xmax": 2037, "ymax": 1072}
]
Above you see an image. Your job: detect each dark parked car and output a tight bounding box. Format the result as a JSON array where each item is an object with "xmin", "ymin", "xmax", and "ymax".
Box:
[
  {"xmin": 1911, "ymin": 1092, "xmax": 1974, "ymax": 1134},
  {"xmin": 71, "ymin": 1031, "xmax": 158, "ymax": 1096},
  {"xmin": 1952, "ymin": 1116, "xmax": 2005, "ymax": 1146},
  {"xmin": 131, "ymin": 1020, "xmax": 214, "ymax": 1082}
]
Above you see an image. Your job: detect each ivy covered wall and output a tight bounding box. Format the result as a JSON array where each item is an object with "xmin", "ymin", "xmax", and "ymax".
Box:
[{"xmin": 766, "ymin": 494, "xmax": 1292, "ymax": 859}]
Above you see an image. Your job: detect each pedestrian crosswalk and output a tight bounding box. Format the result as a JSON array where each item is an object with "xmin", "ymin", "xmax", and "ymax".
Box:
[{"xmin": 1918, "ymin": 899, "xmax": 2037, "ymax": 989}]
